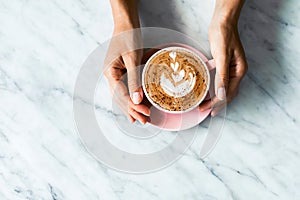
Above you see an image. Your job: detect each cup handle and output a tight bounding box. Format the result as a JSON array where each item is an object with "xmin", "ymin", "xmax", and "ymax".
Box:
[{"xmin": 204, "ymin": 59, "xmax": 216, "ymax": 100}]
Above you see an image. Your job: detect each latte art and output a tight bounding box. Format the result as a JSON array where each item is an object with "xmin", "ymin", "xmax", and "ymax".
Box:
[
  {"xmin": 159, "ymin": 63, "xmax": 196, "ymax": 98},
  {"xmin": 144, "ymin": 48, "xmax": 208, "ymax": 112}
]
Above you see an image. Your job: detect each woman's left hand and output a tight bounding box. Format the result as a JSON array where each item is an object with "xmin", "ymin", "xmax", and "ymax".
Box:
[{"xmin": 199, "ymin": 17, "xmax": 248, "ymax": 116}]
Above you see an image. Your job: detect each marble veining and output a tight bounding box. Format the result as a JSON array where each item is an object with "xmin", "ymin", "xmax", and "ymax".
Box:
[{"xmin": 0, "ymin": 0, "xmax": 300, "ymax": 199}]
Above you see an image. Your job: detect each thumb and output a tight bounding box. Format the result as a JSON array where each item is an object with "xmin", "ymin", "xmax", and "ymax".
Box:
[
  {"xmin": 123, "ymin": 53, "xmax": 143, "ymax": 104},
  {"xmin": 214, "ymin": 54, "xmax": 229, "ymax": 101}
]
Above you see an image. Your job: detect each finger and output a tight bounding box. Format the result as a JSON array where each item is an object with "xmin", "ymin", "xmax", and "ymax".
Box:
[
  {"xmin": 211, "ymin": 103, "xmax": 226, "ymax": 117},
  {"xmin": 226, "ymin": 77, "xmax": 242, "ymax": 104},
  {"xmin": 210, "ymin": 96, "xmax": 227, "ymax": 116},
  {"xmin": 234, "ymin": 56, "xmax": 248, "ymax": 79},
  {"xmin": 129, "ymin": 115, "xmax": 136, "ymax": 123},
  {"xmin": 211, "ymin": 72, "xmax": 244, "ymax": 117},
  {"xmin": 110, "ymin": 80, "xmax": 132, "ymax": 116},
  {"xmin": 129, "ymin": 101, "xmax": 151, "ymax": 116},
  {"xmin": 111, "ymin": 80, "xmax": 129, "ymax": 102},
  {"xmin": 226, "ymin": 58, "xmax": 247, "ymax": 103},
  {"xmin": 123, "ymin": 53, "xmax": 143, "ymax": 105},
  {"xmin": 128, "ymin": 107, "xmax": 148, "ymax": 124},
  {"xmin": 199, "ymin": 96, "xmax": 226, "ymax": 111},
  {"xmin": 210, "ymin": 77, "xmax": 243, "ymax": 117},
  {"xmin": 199, "ymin": 100, "xmax": 212, "ymax": 112},
  {"xmin": 111, "ymin": 80, "xmax": 149, "ymax": 124},
  {"xmin": 214, "ymin": 52, "xmax": 230, "ymax": 101},
  {"xmin": 104, "ymin": 56, "xmax": 125, "ymax": 80},
  {"xmin": 110, "ymin": 78, "xmax": 150, "ymax": 118},
  {"xmin": 200, "ymin": 75, "xmax": 242, "ymax": 114}
]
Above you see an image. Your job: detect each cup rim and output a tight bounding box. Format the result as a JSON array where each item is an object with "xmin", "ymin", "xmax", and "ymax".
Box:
[{"xmin": 142, "ymin": 46, "xmax": 211, "ymax": 114}]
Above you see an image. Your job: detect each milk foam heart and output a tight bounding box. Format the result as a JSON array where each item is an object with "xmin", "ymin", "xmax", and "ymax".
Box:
[{"xmin": 160, "ymin": 68, "xmax": 196, "ymax": 98}]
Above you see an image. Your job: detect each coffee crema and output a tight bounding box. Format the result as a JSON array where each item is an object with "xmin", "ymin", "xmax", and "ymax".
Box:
[{"xmin": 144, "ymin": 48, "xmax": 208, "ymax": 112}]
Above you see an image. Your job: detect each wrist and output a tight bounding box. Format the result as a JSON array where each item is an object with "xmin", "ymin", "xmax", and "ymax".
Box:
[
  {"xmin": 110, "ymin": 0, "xmax": 140, "ymax": 33},
  {"xmin": 211, "ymin": 0, "xmax": 244, "ymax": 27},
  {"xmin": 113, "ymin": 16, "xmax": 140, "ymax": 33}
]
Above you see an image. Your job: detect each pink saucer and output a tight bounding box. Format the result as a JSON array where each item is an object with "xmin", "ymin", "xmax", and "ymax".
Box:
[{"xmin": 142, "ymin": 43, "xmax": 216, "ymax": 131}]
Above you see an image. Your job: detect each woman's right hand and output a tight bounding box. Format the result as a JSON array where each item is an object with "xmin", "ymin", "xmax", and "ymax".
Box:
[
  {"xmin": 105, "ymin": 0, "xmax": 150, "ymax": 124},
  {"xmin": 104, "ymin": 28, "xmax": 150, "ymax": 124}
]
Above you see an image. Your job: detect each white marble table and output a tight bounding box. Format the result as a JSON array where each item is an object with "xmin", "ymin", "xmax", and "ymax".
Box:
[{"xmin": 1, "ymin": 0, "xmax": 300, "ymax": 199}]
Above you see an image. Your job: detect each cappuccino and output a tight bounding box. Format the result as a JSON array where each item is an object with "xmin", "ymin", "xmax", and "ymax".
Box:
[{"xmin": 143, "ymin": 48, "xmax": 208, "ymax": 112}]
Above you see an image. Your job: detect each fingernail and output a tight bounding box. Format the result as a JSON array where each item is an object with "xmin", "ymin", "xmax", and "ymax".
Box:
[
  {"xmin": 217, "ymin": 87, "xmax": 225, "ymax": 100},
  {"xmin": 132, "ymin": 92, "xmax": 141, "ymax": 104},
  {"xmin": 145, "ymin": 111, "xmax": 151, "ymax": 116}
]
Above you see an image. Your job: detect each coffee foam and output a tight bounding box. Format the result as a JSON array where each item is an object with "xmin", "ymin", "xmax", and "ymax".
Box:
[{"xmin": 144, "ymin": 48, "xmax": 208, "ymax": 112}]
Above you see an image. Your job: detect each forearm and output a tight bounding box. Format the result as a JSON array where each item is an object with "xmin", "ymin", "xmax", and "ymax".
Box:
[
  {"xmin": 110, "ymin": 0, "xmax": 140, "ymax": 31},
  {"xmin": 212, "ymin": 0, "xmax": 245, "ymax": 25}
]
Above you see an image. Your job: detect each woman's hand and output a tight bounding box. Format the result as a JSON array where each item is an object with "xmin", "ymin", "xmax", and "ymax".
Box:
[
  {"xmin": 199, "ymin": 0, "xmax": 248, "ymax": 116},
  {"xmin": 104, "ymin": 45, "xmax": 150, "ymax": 124},
  {"xmin": 104, "ymin": 0, "xmax": 150, "ymax": 124}
]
